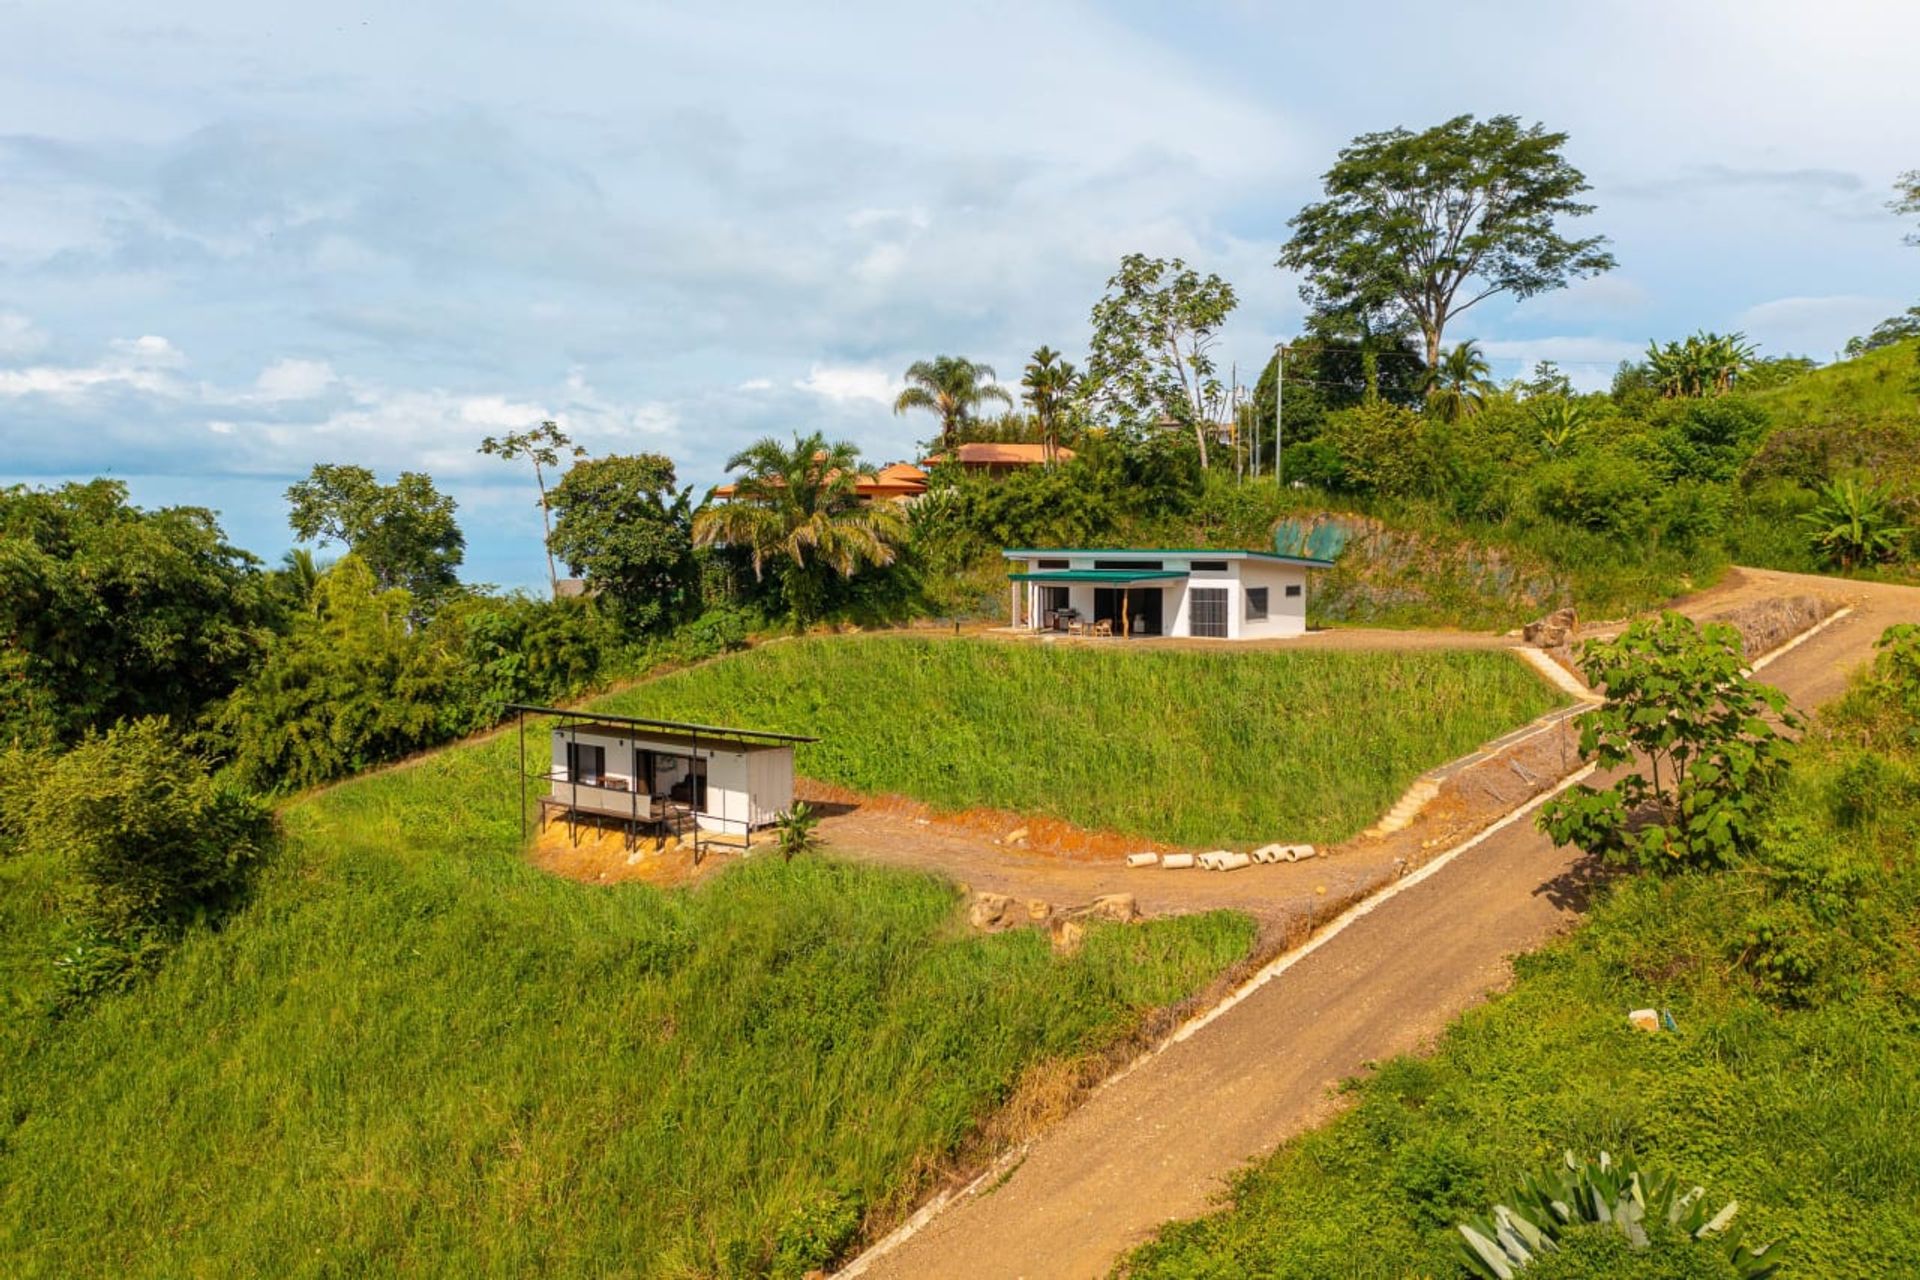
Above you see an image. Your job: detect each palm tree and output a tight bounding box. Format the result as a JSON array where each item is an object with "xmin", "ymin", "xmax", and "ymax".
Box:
[
  {"xmin": 893, "ymin": 356, "xmax": 1012, "ymax": 453},
  {"xmin": 1799, "ymin": 476, "xmax": 1909, "ymax": 571},
  {"xmin": 1020, "ymin": 346, "xmax": 1078, "ymax": 465},
  {"xmin": 278, "ymin": 548, "xmax": 327, "ymax": 614},
  {"xmin": 693, "ymin": 432, "xmax": 907, "ymax": 625},
  {"xmin": 1422, "ymin": 340, "xmax": 1494, "ymax": 423}
]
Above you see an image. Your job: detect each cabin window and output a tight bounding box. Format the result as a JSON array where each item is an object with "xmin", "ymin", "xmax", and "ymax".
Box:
[
  {"xmin": 1034, "ymin": 558, "xmax": 1069, "ymax": 569},
  {"xmin": 1245, "ymin": 588, "xmax": 1269, "ymax": 620},
  {"xmin": 1285, "ymin": 584, "xmax": 1303, "ymax": 599},
  {"xmin": 1190, "ymin": 587, "xmax": 1229, "ymax": 638},
  {"xmin": 1041, "ymin": 585, "xmax": 1071, "ymax": 613},
  {"xmin": 1190, "ymin": 560, "xmax": 1229, "ymax": 572},
  {"xmin": 1094, "ymin": 559, "xmax": 1163, "ymax": 570},
  {"xmin": 566, "ymin": 742, "xmax": 606, "ymax": 784}
]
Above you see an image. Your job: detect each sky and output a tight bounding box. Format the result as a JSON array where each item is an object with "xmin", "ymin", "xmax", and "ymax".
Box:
[{"xmin": 2, "ymin": 0, "xmax": 1917, "ymax": 591}]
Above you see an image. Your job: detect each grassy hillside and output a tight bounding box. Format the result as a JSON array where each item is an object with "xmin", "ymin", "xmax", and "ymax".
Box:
[
  {"xmin": 1743, "ymin": 337, "xmax": 1920, "ymax": 430},
  {"xmin": 0, "ymin": 720, "xmax": 1254, "ymax": 1277},
  {"xmin": 1121, "ymin": 638, "xmax": 1920, "ymax": 1277},
  {"xmin": 602, "ymin": 636, "xmax": 1563, "ymax": 847}
]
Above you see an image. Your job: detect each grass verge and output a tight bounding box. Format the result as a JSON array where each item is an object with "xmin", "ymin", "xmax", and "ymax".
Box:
[
  {"xmin": 599, "ymin": 635, "xmax": 1563, "ymax": 847},
  {"xmin": 0, "ymin": 722, "xmax": 1254, "ymax": 1278}
]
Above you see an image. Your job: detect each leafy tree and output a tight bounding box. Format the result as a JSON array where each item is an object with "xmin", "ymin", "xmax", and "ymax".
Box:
[
  {"xmin": 546, "ymin": 454, "xmax": 697, "ymax": 633},
  {"xmin": 0, "ymin": 480, "xmax": 276, "ymax": 747},
  {"xmin": 1516, "ymin": 359, "xmax": 1574, "ymax": 399},
  {"xmin": 1645, "ymin": 331, "xmax": 1756, "ymax": 398},
  {"xmin": 1895, "ymin": 168, "xmax": 1919, "ymax": 246},
  {"xmin": 285, "ymin": 464, "xmax": 465, "ymax": 606},
  {"xmin": 1422, "ymin": 340, "xmax": 1495, "ymax": 423},
  {"xmin": 1250, "ymin": 318, "xmax": 1428, "ymax": 455},
  {"xmin": 1798, "ymin": 476, "xmax": 1909, "ymax": 570},
  {"xmin": 1842, "ymin": 306, "xmax": 1920, "ymax": 357},
  {"xmin": 1540, "ymin": 613, "xmax": 1799, "ymax": 871},
  {"xmin": 1020, "ymin": 345, "xmax": 1079, "ymax": 465},
  {"xmin": 478, "ymin": 420, "xmax": 585, "ymax": 595},
  {"xmin": 692, "ymin": 433, "xmax": 907, "ymax": 626},
  {"xmin": 1085, "ymin": 253, "xmax": 1238, "ymax": 469},
  {"xmin": 1281, "ymin": 114, "xmax": 1614, "ymax": 368},
  {"xmin": 31, "ymin": 718, "xmax": 273, "ymax": 943},
  {"xmin": 892, "ymin": 356, "xmax": 1011, "ymax": 453},
  {"xmin": 218, "ymin": 556, "xmax": 471, "ymax": 791}
]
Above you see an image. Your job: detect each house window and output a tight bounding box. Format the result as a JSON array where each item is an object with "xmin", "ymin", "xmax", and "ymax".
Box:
[
  {"xmin": 566, "ymin": 742, "xmax": 606, "ymax": 784},
  {"xmin": 1285, "ymin": 584, "xmax": 1303, "ymax": 598},
  {"xmin": 1095, "ymin": 559, "xmax": 1163, "ymax": 570},
  {"xmin": 1245, "ymin": 587, "xmax": 1268, "ymax": 620},
  {"xmin": 1041, "ymin": 585, "xmax": 1070, "ymax": 615},
  {"xmin": 1190, "ymin": 587, "xmax": 1228, "ymax": 638},
  {"xmin": 1190, "ymin": 560, "xmax": 1229, "ymax": 572},
  {"xmin": 1035, "ymin": 558, "xmax": 1069, "ymax": 569}
]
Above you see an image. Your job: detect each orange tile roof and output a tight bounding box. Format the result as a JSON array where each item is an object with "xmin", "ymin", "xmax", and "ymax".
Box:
[{"xmin": 926, "ymin": 442, "xmax": 1073, "ymax": 466}]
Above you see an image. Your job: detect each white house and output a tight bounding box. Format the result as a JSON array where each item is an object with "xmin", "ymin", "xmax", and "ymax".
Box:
[
  {"xmin": 1003, "ymin": 547, "xmax": 1333, "ymax": 640},
  {"xmin": 546, "ymin": 719, "xmax": 800, "ymax": 836}
]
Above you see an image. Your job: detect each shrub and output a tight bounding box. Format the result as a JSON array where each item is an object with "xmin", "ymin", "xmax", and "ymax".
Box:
[
  {"xmin": 1527, "ymin": 451, "xmax": 1655, "ymax": 539},
  {"xmin": 31, "ymin": 718, "xmax": 274, "ymax": 941},
  {"xmin": 1541, "ymin": 614, "xmax": 1799, "ymax": 871},
  {"xmin": 0, "ymin": 743, "xmax": 44, "ymax": 858}
]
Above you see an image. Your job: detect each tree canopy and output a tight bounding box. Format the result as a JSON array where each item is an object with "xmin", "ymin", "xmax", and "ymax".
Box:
[
  {"xmin": 0, "ymin": 480, "xmax": 276, "ymax": 747},
  {"xmin": 478, "ymin": 419, "xmax": 584, "ymax": 595},
  {"xmin": 893, "ymin": 356, "xmax": 1012, "ymax": 452},
  {"xmin": 546, "ymin": 453, "xmax": 696, "ymax": 633},
  {"xmin": 286, "ymin": 464, "xmax": 465, "ymax": 605},
  {"xmin": 1280, "ymin": 114, "xmax": 1614, "ymax": 367},
  {"xmin": 1085, "ymin": 253, "xmax": 1238, "ymax": 469},
  {"xmin": 1895, "ymin": 169, "xmax": 1919, "ymax": 246}
]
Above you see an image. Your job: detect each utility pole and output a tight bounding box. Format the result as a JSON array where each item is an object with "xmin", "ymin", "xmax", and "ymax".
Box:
[{"xmin": 1273, "ymin": 342, "xmax": 1287, "ymax": 486}]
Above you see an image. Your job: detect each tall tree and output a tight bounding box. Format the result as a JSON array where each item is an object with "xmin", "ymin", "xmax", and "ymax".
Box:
[
  {"xmin": 0, "ymin": 480, "xmax": 275, "ymax": 746},
  {"xmin": 1084, "ymin": 253, "xmax": 1238, "ymax": 469},
  {"xmin": 478, "ymin": 420, "xmax": 585, "ymax": 597},
  {"xmin": 285, "ymin": 464, "xmax": 465, "ymax": 606},
  {"xmin": 546, "ymin": 454, "xmax": 696, "ymax": 633},
  {"xmin": 1421, "ymin": 340, "xmax": 1495, "ymax": 423},
  {"xmin": 1280, "ymin": 114, "xmax": 1615, "ymax": 368},
  {"xmin": 1020, "ymin": 345, "xmax": 1079, "ymax": 465},
  {"xmin": 1895, "ymin": 169, "xmax": 1919, "ymax": 246},
  {"xmin": 892, "ymin": 356, "xmax": 1012, "ymax": 452},
  {"xmin": 692, "ymin": 433, "xmax": 906, "ymax": 625}
]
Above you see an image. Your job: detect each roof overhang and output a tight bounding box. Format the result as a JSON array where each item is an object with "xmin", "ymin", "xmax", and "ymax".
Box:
[
  {"xmin": 1001, "ymin": 547, "xmax": 1336, "ymax": 570},
  {"xmin": 1007, "ymin": 569, "xmax": 1190, "ymax": 585}
]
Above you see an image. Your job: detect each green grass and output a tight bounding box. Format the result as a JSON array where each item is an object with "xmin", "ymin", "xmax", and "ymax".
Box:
[
  {"xmin": 0, "ymin": 721, "xmax": 1255, "ymax": 1278},
  {"xmin": 1743, "ymin": 337, "xmax": 1920, "ymax": 430},
  {"xmin": 598, "ymin": 635, "xmax": 1564, "ymax": 847},
  {"xmin": 1121, "ymin": 658, "xmax": 1920, "ymax": 1277}
]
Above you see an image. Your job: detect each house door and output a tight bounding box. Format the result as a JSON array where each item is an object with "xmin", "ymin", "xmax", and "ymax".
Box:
[{"xmin": 1092, "ymin": 586, "xmax": 1163, "ymax": 636}]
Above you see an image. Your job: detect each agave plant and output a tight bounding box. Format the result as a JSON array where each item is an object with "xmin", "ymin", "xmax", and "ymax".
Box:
[{"xmin": 1456, "ymin": 1150, "xmax": 1780, "ymax": 1279}]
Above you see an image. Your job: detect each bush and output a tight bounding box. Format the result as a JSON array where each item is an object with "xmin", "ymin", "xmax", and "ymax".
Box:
[
  {"xmin": 31, "ymin": 718, "xmax": 274, "ymax": 941},
  {"xmin": 1528, "ymin": 451, "xmax": 1656, "ymax": 540},
  {"xmin": 0, "ymin": 743, "xmax": 44, "ymax": 858}
]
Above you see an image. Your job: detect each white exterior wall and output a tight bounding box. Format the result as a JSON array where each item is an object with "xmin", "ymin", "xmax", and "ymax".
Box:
[
  {"xmin": 1014, "ymin": 553, "xmax": 1314, "ymax": 640},
  {"xmin": 549, "ymin": 728, "xmax": 793, "ymax": 831},
  {"xmin": 1234, "ymin": 561, "xmax": 1309, "ymax": 638}
]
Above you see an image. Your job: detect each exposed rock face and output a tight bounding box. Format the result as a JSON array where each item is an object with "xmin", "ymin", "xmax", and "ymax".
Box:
[
  {"xmin": 1523, "ymin": 606, "xmax": 1579, "ymax": 649},
  {"xmin": 1048, "ymin": 917, "xmax": 1085, "ymax": 955},
  {"xmin": 968, "ymin": 892, "xmax": 1019, "ymax": 931}
]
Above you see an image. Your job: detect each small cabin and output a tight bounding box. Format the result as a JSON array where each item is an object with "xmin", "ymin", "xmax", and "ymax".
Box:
[
  {"xmin": 548, "ymin": 722, "xmax": 797, "ymax": 834},
  {"xmin": 1003, "ymin": 547, "xmax": 1333, "ymax": 640}
]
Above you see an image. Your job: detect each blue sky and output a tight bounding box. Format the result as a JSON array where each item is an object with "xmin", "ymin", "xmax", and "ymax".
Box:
[{"xmin": 3, "ymin": 0, "xmax": 1916, "ymax": 591}]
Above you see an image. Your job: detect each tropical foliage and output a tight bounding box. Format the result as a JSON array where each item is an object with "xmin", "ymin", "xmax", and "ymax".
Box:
[
  {"xmin": 1798, "ymin": 476, "xmax": 1909, "ymax": 570},
  {"xmin": 892, "ymin": 355, "xmax": 1012, "ymax": 451},
  {"xmin": 1085, "ymin": 253, "xmax": 1238, "ymax": 468},
  {"xmin": 1424, "ymin": 339, "xmax": 1495, "ymax": 422},
  {"xmin": 546, "ymin": 453, "xmax": 697, "ymax": 631},
  {"xmin": 1645, "ymin": 331, "xmax": 1757, "ymax": 398},
  {"xmin": 285, "ymin": 463, "xmax": 466, "ymax": 607},
  {"xmin": 1540, "ymin": 613, "xmax": 1799, "ymax": 871},
  {"xmin": 1020, "ymin": 344, "xmax": 1079, "ymax": 465},
  {"xmin": 694, "ymin": 432, "xmax": 908, "ymax": 625}
]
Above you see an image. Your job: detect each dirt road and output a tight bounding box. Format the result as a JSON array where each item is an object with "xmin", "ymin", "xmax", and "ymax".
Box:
[{"xmin": 845, "ymin": 570, "xmax": 1913, "ymax": 1279}]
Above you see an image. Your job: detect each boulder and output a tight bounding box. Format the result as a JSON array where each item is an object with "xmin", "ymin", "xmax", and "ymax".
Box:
[
  {"xmin": 1084, "ymin": 893, "xmax": 1139, "ymax": 924},
  {"xmin": 968, "ymin": 892, "xmax": 1018, "ymax": 931},
  {"xmin": 1523, "ymin": 606, "xmax": 1579, "ymax": 649},
  {"xmin": 1049, "ymin": 917, "xmax": 1086, "ymax": 955},
  {"xmin": 1025, "ymin": 898, "xmax": 1053, "ymax": 922}
]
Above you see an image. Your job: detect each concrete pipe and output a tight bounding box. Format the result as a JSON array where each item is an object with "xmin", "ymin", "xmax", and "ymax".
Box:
[
  {"xmin": 1125, "ymin": 852, "xmax": 1160, "ymax": 869},
  {"xmin": 1161, "ymin": 852, "xmax": 1196, "ymax": 870}
]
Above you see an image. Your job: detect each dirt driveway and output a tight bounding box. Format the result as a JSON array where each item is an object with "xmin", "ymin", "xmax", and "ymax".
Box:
[{"xmin": 840, "ymin": 568, "xmax": 1896, "ymax": 1279}]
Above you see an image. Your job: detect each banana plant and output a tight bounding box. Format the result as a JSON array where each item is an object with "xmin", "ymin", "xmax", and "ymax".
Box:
[{"xmin": 1456, "ymin": 1150, "xmax": 1780, "ymax": 1278}]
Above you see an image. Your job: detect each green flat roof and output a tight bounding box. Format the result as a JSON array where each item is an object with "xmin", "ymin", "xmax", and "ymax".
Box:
[
  {"xmin": 1002, "ymin": 546, "xmax": 1335, "ymax": 569},
  {"xmin": 1007, "ymin": 569, "xmax": 1191, "ymax": 584}
]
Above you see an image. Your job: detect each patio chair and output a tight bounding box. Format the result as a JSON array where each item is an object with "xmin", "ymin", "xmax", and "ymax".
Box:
[{"xmin": 1090, "ymin": 619, "xmax": 1114, "ymax": 638}]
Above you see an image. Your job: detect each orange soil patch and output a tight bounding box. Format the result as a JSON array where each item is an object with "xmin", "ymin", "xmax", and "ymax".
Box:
[
  {"xmin": 795, "ymin": 778, "xmax": 1176, "ymax": 862},
  {"xmin": 529, "ymin": 818, "xmax": 746, "ymax": 888}
]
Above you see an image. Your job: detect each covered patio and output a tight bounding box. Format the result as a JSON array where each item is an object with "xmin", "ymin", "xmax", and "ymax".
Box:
[{"xmin": 1008, "ymin": 567, "xmax": 1186, "ymax": 638}]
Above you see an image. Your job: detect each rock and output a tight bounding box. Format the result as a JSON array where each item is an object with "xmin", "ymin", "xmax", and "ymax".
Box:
[
  {"xmin": 1025, "ymin": 898, "xmax": 1052, "ymax": 922},
  {"xmin": 968, "ymin": 892, "xmax": 1018, "ymax": 931},
  {"xmin": 1049, "ymin": 917, "xmax": 1085, "ymax": 955},
  {"xmin": 1523, "ymin": 606, "xmax": 1579, "ymax": 649},
  {"xmin": 1084, "ymin": 893, "xmax": 1139, "ymax": 924},
  {"xmin": 625, "ymin": 851, "xmax": 642, "ymax": 865},
  {"xmin": 1628, "ymin": 1008, "xmax": 1661, "ymax": 1033},
  {"xmin": 1007, "ymin": 826, "xmax": 1031, "ymax": 844}
]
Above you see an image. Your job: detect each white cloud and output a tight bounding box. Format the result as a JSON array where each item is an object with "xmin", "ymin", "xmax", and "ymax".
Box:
[
  {"xmin": 1735, "ymin": 294, "xmax": 1903, "ymax": 360},
  {"xmin": 737, "ymin": 377, "xmax": 773, "ymax": 391},
  {"xmin": 0, "ymin": 332, "xmax": 187, "ymax": 398},
  {"xmin": 252, "ymin": 358, "xmax": 338, "ymax": 401},
  {"xmin": 0, "ymin": 313, "xmax": 46, "ymax": 358},
  {"xmin": 793, "ymin": 363, "xmax": 899, "ymax": 406}
]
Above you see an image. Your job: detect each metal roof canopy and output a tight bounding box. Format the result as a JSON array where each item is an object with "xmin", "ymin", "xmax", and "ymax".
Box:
[
  {"xmin": 1006, "ymin": 569, "xmax": 1190, "ymax": 584},
  {"xmin": 505, "ymin": 703, "xmax": 818, "ymax": 746},
  {"xmin": 1001, "ymin": 546, "xmax": 1336, "ymax": 569}
]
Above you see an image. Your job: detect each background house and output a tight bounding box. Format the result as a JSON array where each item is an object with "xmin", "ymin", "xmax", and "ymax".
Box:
[
  {"xmin": 925, "ymin": 442, "xmax": 1074, "ymax": 475},
  {"xmin": 1004, "ymin": 547, "xmax": 1331, "ymax": 639}
]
